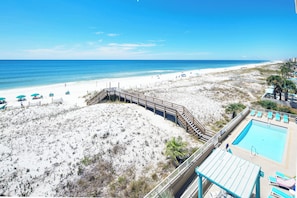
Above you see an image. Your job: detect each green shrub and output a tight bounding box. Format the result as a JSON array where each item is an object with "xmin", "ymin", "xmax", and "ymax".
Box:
[
  {"xmin": 81, "ymin": 156, "xmax": 92, "ymax": 166},
  {"xmin": 128, "ymin": 177, "xmax": 150, "ymax": 198},
  {"xmin": 151, "ymin": 173, "xmax": 158, "ymax": 181},
  {"xmin": 277, "ymin": 106, "xmax": 293, "ymax": 113},
  {"xmin": 257, "ymin": 100, "xmax": 277, "ymax": 110},
  {"xmin": 225, "ymin": 103, "xmax": 246, "ymax": 114}
]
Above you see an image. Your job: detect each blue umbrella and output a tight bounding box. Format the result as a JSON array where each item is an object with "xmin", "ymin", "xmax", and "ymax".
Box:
[
  {"xmin": 16, "ymin": 95, "xmax": 26, "ymax": 101},
  {"xmin": 49, "ymin": 93, "xmax": 54, "ymax": 97},
  {"xmin": 16, "ymin": 95, "xmax": 26, "ymax": 99},
  {"xmin": 31, "ymin": 93, "xmax": 40, "ymax": 97},
  {"xmin": 0, "ymin": 97, "xmax": 6, "ymax": 104}
]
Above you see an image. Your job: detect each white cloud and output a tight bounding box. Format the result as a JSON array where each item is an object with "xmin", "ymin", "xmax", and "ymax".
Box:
[
  {"xmin": 87, "ymin": 42, "xmax": 95, "ymax": 46},
  {"xmin": 21, "ymin": 42, "xmax": 157, "ymax": 59},
  {"xmin": 108, "ymin": 43, "xmax": 156, "ymax": 48},
  {"xmin": 95, "ymin": 31, "xmax": 104, "ymax": 35},
  {"xmin": 107, "ymin": 33, "xmax": 120, "ymax": 37}
]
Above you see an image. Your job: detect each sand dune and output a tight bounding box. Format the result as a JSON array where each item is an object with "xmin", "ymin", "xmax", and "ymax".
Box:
[{"xmin": 0, "ymin": 103, "xmax": 199, "ymax": 196}]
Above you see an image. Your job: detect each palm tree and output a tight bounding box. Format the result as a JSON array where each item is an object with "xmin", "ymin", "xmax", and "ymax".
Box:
[
  {"xmin": 225, "ymin": 103, "xmax": 246, "ymax": 118},
  {"xmin": 283, "ymin": 79, "xmax": 297, "ymax": 101},
  {"xmin": 165, "ymin": 136, "xmax": 188, "ymax": 166},
  {"xmin": 280, "ymin": 62, "xmax": 293, "ymax": 78},
  {"xmin": 266, "ymin": 75, "xmax": 283, "ymax": 100}
]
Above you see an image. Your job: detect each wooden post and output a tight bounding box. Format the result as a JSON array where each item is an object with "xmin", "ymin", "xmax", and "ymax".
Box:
[{"xmin": 175, "ymin": 110, "xmax": 178, "ymax": 124}]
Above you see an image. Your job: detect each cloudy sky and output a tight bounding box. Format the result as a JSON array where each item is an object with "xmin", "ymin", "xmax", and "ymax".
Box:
[{"xmin": 0, "ymin": 0, "xmax": 296, "ymax": 60}]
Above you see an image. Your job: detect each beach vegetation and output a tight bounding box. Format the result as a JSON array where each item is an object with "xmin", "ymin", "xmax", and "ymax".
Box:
[
  {"xmin": 240, "ymin": 65, "xmax": 278, "ymax": 75},
  {"xmin": 189, "ymin": 147, "xmax": 199, "ymax": 155},
  {"xmin": 225, "ymin": 103, "xmax": 246, "ymax": 118},
  {"xmin": 254, "ymin": 100, "xmax": 297, "ymax": 114},
  {"xmin": 277, "ymin": 106, "xmax": 295, "ymax": 114},
  {"xmin": 57, "ymin": 154, "xmax": 115, "ymax": 197},
  {"xmin": 266, "ymin": 61, "xmax": 297, "ymax": 101},
  {"xmin": 158, "ymin": 161, "xmax": 175, "ymax": 176},
  {"xmin": 266, "ymin": 75, "xmax": 284, "ymax": 100},
  {"xmin": 164, "ymin": 136, "xmax": 188, "ymax": 166},
  {"xmin": 108, "ymin": 168, "xmax": 156, "ymax": 197},
  {"xmin": 81, "ymin": 156, "xmax": 92, "ymax": 166},
  {"xmin": 280, "ymin": 61, "xmax": 294, "ymax": 78},
  {"xmin": 128, "ymin": 177, "xmax": 150, "ymax": 198},
  {"xmin": 151, "ymin": 173, "xmax": 158, "ymax": 181},
  {"xmin": 257, "ymin": 100, "xmax": 277, "ymax": 110}
]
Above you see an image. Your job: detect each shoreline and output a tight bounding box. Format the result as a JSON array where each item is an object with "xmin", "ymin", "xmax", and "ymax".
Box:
[{"xmin": 0, "ymin": 61, "xmax": 280, "ymax": 108}]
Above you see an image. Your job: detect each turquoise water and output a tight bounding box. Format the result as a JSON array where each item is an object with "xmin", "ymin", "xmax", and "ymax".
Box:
[
  {"xmin": 0, "ymin": 60, "xmax": 267, "ymax": 90},
  {"xmin": 232, "ymin": 119, "xmax": 287, "ymax": 163}
]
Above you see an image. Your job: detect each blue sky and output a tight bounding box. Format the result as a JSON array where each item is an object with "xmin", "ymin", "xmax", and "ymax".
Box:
[{"xmin": 0, "ymin": 0, "xmax": 296, "ymax": 60}]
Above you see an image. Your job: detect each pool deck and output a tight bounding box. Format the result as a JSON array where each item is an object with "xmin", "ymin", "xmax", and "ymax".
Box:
[{"xmin": 204, "ymin": 112, "xmax": 297, "ymax": 197}]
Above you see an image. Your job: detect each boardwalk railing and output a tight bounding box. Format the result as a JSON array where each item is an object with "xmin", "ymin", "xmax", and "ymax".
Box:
[
  {"xmin": 86, "ymin": 89, "xmax": 109, "ymax": 105},
  {"xmin": 144, "ymin": 107, "xmax": 250, "ymax": 198},
  {"xmin": 87, "ymin": 88, "xmax": 213, "ymax": 141}
]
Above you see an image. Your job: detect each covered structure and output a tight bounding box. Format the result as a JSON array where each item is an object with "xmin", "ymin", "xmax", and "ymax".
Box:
[{"xmin": 195, "ymin": 149, "xmax": 264, "ymax": 198}]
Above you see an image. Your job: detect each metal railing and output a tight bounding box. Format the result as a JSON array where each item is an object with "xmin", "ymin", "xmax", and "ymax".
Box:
[
  {"xmin": 144, "ymin": 107, "xmax": 250, "ymax": 198},
  {"xmin": 144, "ymin": 134, "xmax": 217, "ymax": 198}
]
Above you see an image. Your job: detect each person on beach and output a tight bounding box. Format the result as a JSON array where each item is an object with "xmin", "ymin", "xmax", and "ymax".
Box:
[{"xmin": 226, "ymin": 143, "xmax": 232, "ymax": 154}]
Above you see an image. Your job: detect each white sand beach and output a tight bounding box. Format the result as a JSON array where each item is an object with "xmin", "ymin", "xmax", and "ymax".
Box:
[
  {"xmin": 0, "ymin": 61, "xmax": 276, "ymax": 109},
  {"xmin": 0, "ymin": 61, "xmax": 282, "ymax": 196}
]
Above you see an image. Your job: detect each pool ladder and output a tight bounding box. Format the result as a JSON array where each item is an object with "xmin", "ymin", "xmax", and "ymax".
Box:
[{"xmin": 251, "ymin": 146, "xmax": 258, "ymax": 156}]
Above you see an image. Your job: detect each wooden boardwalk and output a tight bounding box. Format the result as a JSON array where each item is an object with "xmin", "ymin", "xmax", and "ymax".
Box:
[{"xmin": 87, "ymin": 88, "xmax": 213, "ymax": 142}]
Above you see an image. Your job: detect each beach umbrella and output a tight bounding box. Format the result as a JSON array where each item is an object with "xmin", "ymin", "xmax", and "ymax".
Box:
[
  {"xmin": 0, "ymin": 97, "xmax": 6, "ymax": 104},
  {"xmin": 49, "ymin": 93, "xmax": 54, "ymax": 97},
  {"xmin": 16, "ymin": 95, "xmax": 26, "ymax": 99},
  {"xmin": 31, "ymin": 93, "xmax": 40, "ymax": 97}
]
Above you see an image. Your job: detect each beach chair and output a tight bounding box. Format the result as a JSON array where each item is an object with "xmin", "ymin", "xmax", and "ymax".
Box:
[
  {"xmin": 250, "ymin": 109, "xmax": 256, "ymax": 116},
  {"xmin": 275, "ymin": 113, "xmax": 281, "ymax": 121},
  {"xmin": 283, "ymin": 114, "xmax": 289, "ymax": 123},
  {"xmin": 268, "ymin": 111, "xmax": 273, "ymax": 119},
  {"xmin": 276, "ymin": 171, "xmax": 293, "ymax": 180},
  {"xmin": 269, "ymin": 176, "xmax": 296, "ymax": 190},
  {"xmin": 257, "ymin": 111, "xmax": 262, "ymax": 118},
  {"xmin": 270, "ymin": 187, "xmax": 294, "ymax": 198},
  {"xmin": 0, "ymin": 104, "xmax": 7, "ymax": 110}
]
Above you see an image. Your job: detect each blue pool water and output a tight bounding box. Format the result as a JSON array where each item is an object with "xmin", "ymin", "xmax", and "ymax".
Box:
[{"xmin": 232, "ymin": 119, "xmax": 287, "ymax": 163}]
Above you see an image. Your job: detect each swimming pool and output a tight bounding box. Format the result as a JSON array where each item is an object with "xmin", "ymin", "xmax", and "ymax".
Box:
[{"xmin": 232, "ymin": 119, "xmax": 287, "ymax": 163}]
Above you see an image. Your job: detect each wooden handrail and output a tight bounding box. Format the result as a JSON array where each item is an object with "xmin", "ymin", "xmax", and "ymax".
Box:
[{"xmin": 87, "ymin": 88, "xmax": 209, "ymax": 141}]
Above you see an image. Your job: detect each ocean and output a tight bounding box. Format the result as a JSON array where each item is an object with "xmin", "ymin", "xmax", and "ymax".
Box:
[{"xmin": 0, "ymin": 60, "xmax": 267, "ymax": 90}]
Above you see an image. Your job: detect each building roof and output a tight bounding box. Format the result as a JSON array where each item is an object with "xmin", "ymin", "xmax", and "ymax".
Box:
[{"xmin": 195, "ymin": 148, "xmax": 263, "ymax": 198}]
